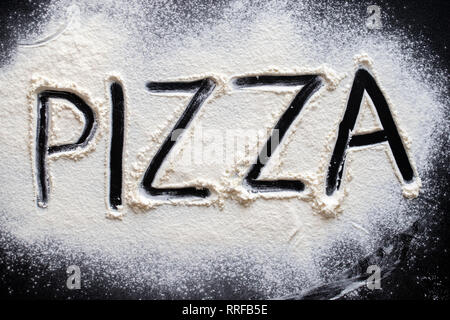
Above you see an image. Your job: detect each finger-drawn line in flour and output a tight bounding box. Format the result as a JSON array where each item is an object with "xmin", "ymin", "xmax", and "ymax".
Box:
[
  {"xmin": 18, "ymin": 5, "xmax": 80, "ymax": 48},
  {"xmin": 326, "ymin": 68, "xmax": 415, "ymax": 196},
  {"xmin": 109, "ymin": 82, "xmax": 125, "ymax": 210},
  {"xmin": 36, "ymin": 90, "xmax": 97, "ymax": 208},
  {"xmin": 233, "ymin": 75, "xmax": 323, "ymax": 193},
  {"xmin": 142, "ymin": 78, "xmax": 216, "ymax": 199}
]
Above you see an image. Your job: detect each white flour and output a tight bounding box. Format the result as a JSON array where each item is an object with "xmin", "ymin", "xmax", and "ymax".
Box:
[{"xmin": 0, "ymin": 0, "xmax": 447, "ymax": 297}]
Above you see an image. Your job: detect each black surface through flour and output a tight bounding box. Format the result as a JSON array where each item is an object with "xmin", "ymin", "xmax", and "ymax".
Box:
[
  {"xmin": 36, "ymin": 90, "xmax": 97, "ymax": 208},
  {"xmin": 0, "ymin": 0, "xmax": 448, "ymax": 300},
  {"xmin": 233, "ymin": 75, "xmax": 322, "ymax": 193},
  {"xmin": 326, "ymin": 68, "xmax": 415, "ymax": 196},
  {"xmin": 142, "ymin": 78, "xmax": 215, "ymax": 199}
]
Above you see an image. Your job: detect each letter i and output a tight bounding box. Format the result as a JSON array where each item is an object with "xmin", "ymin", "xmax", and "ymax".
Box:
[{"xmin": 109, "ymin": 82, "xmax": 124, "ymax": 210}]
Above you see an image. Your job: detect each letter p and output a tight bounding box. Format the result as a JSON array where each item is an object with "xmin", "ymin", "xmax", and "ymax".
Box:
[{"xmin": 35, "ymin": 90, "xmax": 97, "ymax": 208}]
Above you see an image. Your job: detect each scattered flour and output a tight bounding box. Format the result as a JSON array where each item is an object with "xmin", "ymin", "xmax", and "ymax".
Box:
[{"xmin": 0, "ymin": 0, "xmax": 446, "ymax": 298}]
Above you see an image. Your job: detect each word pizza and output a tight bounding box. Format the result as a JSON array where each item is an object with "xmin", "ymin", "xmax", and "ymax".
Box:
[{"xmin": 34, "ymin": 68, "xmax": 416, "ymax": 211}]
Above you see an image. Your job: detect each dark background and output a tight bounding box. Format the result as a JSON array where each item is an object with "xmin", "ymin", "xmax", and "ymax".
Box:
[{"xmin": 0, "ymin": 0, "xmax": 448, "ymax": 300}]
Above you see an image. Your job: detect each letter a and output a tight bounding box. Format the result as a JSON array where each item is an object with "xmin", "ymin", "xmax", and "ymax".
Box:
[{"xmin": 326, "ymin": 68, "xmax": 416, "ymax": 195}]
